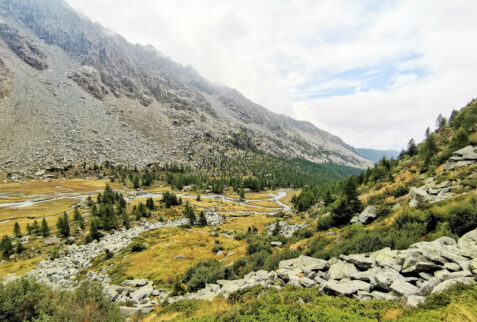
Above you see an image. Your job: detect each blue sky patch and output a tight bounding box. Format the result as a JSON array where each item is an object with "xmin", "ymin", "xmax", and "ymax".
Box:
[{"xmin": 290, "ymin": 54, "xmax": 428, "ymax": 101}]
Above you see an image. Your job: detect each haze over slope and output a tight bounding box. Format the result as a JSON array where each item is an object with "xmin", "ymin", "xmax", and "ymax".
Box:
[{"xmin": 0, "ymin": 0, "xmax": 371, "ymax": 173}]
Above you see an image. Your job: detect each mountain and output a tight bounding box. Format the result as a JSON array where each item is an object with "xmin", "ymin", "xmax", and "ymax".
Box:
[
  {"xmin": 355, "ymin": 148, "xmax": 400, "ymax": 162},
  {"xmin": 0, "ymin": 0, "xmax": 371, "ymax": 173}
]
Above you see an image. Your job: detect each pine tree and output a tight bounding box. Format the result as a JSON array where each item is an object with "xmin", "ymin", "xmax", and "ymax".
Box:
[
  {"xmin": 16, "ymin": 240, "xmax": 25, "ymax": 254},
  {"xmin": 272, "ymin": 219, "xmax": 281, "ymax": 236},
  {"xmin": 56, "ymin": 213, "xmax": 70, "ymax": 238},
  {"xmin": 146, "ymin": 197, "xmax": 155, "ymax": 210},
  {"xmin": 122, "ymin": 210, "xmax": 130, "ymax": 229},
  {"xmin": 184, "ymin": 202, "xmax": 196, "ymax": 225},
  {"xmin": 26, "ymin": 223, "xmax": 32, "ymax": 235},
  {"xmin": 450, "ymin": 128, "xmax": 469, "ymax": 152},
  {"xmin": 32, "ymin": 220, "xmax": 40, "ymax": 235},
  {"xmin": 73, "ymin": 207, "xmax": 85, "ymax": 229},
  {"xmin": 40, "ymin": 218, "xmax": 50, "ymax": 237},
  {"xmin": 407, "ymin": 139, "xmax": 418, "ymax": 156},
  {"xmin": 0, "ymin": 235, "xmax": 14, "ymax": 257},
  {"xmin": 133, "ymin": 176, "xmax": 140, "ymax": 189},
  {"xmin": 239, "ymin": 186, "xmax": 245, "ymax": 202},
  {"xmin": 198, "ymin": 212, "xmax": 207, "ymax": 226},
  {"xmin": 13, "ymin": 222, "xmax": 21, "ymax": 237},
  {"xmin": 87, "ymin": 219, "xmax": 101, "ymax": 242}
]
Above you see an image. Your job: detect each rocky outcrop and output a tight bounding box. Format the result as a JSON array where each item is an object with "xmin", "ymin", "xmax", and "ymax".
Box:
[
  {"xmin": 173, "ymin": 229, "xmax": 477, "ymax": 305},
  {"xmin": 350, "ymin": 206, "xmax": 377, "ymax": 224},
  {"xmin": 266, "ymin": 221, "xmax": 308, "ymax": 238},
  {"xmin": 444, "ymin": 145, "xmax": 477, "ymax": 170},
  {"xmin": 0, "ymin": 22, "xmax": 48, "ymax": 70}
]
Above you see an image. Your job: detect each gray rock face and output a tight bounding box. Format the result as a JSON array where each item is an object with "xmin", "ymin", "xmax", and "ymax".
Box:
[
  {"xmin": 390, "ymin": 280, "xmax": 419, "ymax": 297},
  {"xmin": 350, "ymin": 206, "xmax": 378, "ymax": 225},
  {"xmin": 328, "ymin": 261, "xmax": 358, "ymax": 280},
  {"xmin": 458, "ymin": 230, "xmax": 477, "ymax": 258},
  {"xmin": 0, "ymin": 0, "xmax": 372, "ymax": 174},
  {"xmin": 444, "ymin": 145, "xmax": 477, "ymax": 170}
]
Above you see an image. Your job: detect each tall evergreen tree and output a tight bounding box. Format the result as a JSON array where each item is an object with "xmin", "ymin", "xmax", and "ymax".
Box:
[
  {"xmin": 198, "ymin": 211, "xmax": 207, "ymax": 226},
  {"xmin": 0, "ymin": 235, "xmax": 14, "ymax": 257},
  {"xmin": 13, "ymin": 222, "xmax": 21, "ymax": 237},
  {"xmin": 31, "ymin": 220, "xmax": 40, "ymax": 235},
  {"xmin": 56, "ymin": 213, "xmax": 70, "ymax": 238},
  {"xmin": 40, "ymin": 218, "xmax": 50, "ymax": 237},
  {"xmin": 184, "ymin": 202, "xmax": 196, "ymax": 225},
  {"xmin": 407, "ymin": 138, "xmax": 418, "ymax": 156}
]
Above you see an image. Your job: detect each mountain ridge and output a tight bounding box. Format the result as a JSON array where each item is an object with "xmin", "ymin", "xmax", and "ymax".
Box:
[{"xmin": 0, "ymin": 0, "xmax": 372, "ymax": 173}]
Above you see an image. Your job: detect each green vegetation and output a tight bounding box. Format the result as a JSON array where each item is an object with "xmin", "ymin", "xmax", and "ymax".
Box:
[
  {"xmin": 0, "ymin": 277, "xmax": 123, "ymax": 322},
  {"xmin": 158, "ymin": 283, "xmax": 477, "ymax": 321}
]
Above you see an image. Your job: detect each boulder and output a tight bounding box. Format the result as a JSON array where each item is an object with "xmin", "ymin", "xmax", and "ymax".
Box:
[
  {"xmin": 130, "ymin": 284, "xmax": 153, "ymax": 302},
  {"xmin": 470, "ymin": 259, "xmax": 477, "ymax": 276},
  {"xmin": 371, "ymin": 291, "xmax": 400, "ymax": 301},
  {"xmin": 328, "ymin": 261, "xmax": 358, "ymax": 280},
  {"xmin": 372, "ymin": 248, "xmax": 404, "ymax": 270},
  {"xmin": 374, "ymin": 268, "xmax": 405, "ymax": 290},
  {"xmin": 352, "ymin": 267, "xmax": 382, "ymax": 283},
  {"xmin": 390, "ymin": 280, "xmax": 419, "ymax": 297},
  {"xmin": 409, "ymin": 187, "xmax": 431, "ymax": 203},
  {"xmin": 174, "ymin": 255, "xmax": 185, "ymax": 260},
  {"xmin": 279, "ymin": 255, "xmax": 329, "ymax": 274},
  {"xmin": 431, "ymin": 277, "xmax": 476, "ymax": 294},
  {"xmin": 401, "ymin": 251, "xmax": 442, "ymax": 273},
  {"xmin": 407, "ymin": 295, "xmax": 426, "ymax": 307},
  {"xmin": 457, "ymin": 229, "xmax": 477, "ymax": 258},
  {"xmin": 271, "ymin": 241, "xmax": 283, "ymax": 247},
  {"xmin": 322, "ymin": 280, "xmax": 370, "ymax": 296},
  {"xmin": 340, "ymin": 254, "xmax": 375, "ymax": 270},
  {"xmin": 350, "ymin": 206, "xmax": 378, "ymax": 224}
]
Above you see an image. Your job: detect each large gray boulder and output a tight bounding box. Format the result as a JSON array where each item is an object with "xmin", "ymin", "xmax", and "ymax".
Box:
[
  {"xmin": 350, "ymin": 206, "xmax": 378, "ymax": 224},
  {"xmin": 401, "ymin": 251, "xmax": 442, "ymax": 273},
  {"xmin": 407, "ymin": 295, "xmax": 426, "ymax": 307},
  {"xmin": 372, "ymin": 248, "xmax": 404, "ymax": 270},
  {"xmin": 328, "ymin": 261, "xmax": 358, "ymax": 280},
  {"xmin": 322, "ymin": 280, "xmax": 370, "ymax": 296},
  {"xmin": 409, "ymin": 187, "xmax": 431, "ymax": 203},
  {"xmin": 431, "ymin": 277, "xmax": 476, "ymax": 294},
  {"xmin": 390, "ymin": 279, "xmax": 419, "ymax": 297},
  {"xmin": 278, "ymin": 255, "xmax": 329, "ymax": 273},
  {"xmin": 341, "ymin": 254, "xmax": 375, "ymax": 270},
  {"xmin": 470, "ymin": 259, "xmax": 477, "ymax": 276},
  {"xmin": 458, "ymin": 229, "xmax": 477, "ymax": 258},
  {"xmin": 374, "ymin": 268, "xmax": 405, "ymax": 291},
  {"xmin": 130, "ymin": 284, "xmax": 153, "ymax": 302}
]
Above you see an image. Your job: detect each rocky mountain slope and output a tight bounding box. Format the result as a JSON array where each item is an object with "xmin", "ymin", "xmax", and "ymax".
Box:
[{"xmin": 0, "ymin": 0, "xmax": 371, "ymax": 174}]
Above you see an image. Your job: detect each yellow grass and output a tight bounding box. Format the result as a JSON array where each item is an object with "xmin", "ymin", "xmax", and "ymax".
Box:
[
  {"xmin": 106, "ymin": 227, "xmax": 246, "ymax": 286},
  {"xmin": 0, "ymin": 256, "xmax": 44, "ymax": 278},
  {"xmin": 245, "ymin": 200, "xmax": 281, "ymax": 208},
  {"xmin": 220, "ymin": 214, "xmax": 275, "ymax": 234},
  {"xmin": 0, "ymin": 179, "xmax": 117, "ymax": 195},
  {"xmin": 0, "ymin": 198, "xmax": 79, "ymax": 222}
]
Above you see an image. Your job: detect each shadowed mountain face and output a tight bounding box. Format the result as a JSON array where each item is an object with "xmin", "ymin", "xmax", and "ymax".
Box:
[{"xmin": 0, "ymin": 0, "xmax": 372, "ymax": 173}]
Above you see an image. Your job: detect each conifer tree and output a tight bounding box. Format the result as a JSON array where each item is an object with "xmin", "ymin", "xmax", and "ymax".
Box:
[
  {"xmin": 239, "ymin": 186, "xmax": 245, "ymax": 202},
  {"xmin": 146, "ymin": 197, "xmax": 155, "ymax": 210},
  {"xmin": 73, "ymin": 207, "xmax": 85, "ymax": 229},
  {"xmin": 13, "ymin": 222, "xmax": 21, "ymax": 237},
  {"xmin": 184, "ymin": 202, "xmax": 196, "ymax": 225},
  {"xmin": 198, "ymin": 211, "xmax": 207, "ymax": 226},
  {"xmin": 16, "ymin": 240, "xmax": 25, "ymax": 254},
  {"xmin": 56, "ymin": 213, "xmax": 70, "ymax": 238},
  {"xmin": 40, "ymin": 218, "xmax": 50, "ymax": 237},
  {"xmin": 26, "ymin": 223, "xmax": 32, "ymax": 235},
  {"xmin": 32, "ymin": 220, "xmax": 40, "ymax": 235},
  {"xmin": 0, "ymin": 235, "xmax": 14, "ymax": 257}
]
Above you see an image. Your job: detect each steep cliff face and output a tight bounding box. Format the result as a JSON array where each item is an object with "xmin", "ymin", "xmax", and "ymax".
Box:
[{"xmin": 0, "ymin": 0, "xmax": 372, "ymax": 172}]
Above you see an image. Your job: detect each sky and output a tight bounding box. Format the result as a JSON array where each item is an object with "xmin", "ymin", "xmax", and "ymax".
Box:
[{"xmin": 66, "ymin": 0, "xmax": 477, "ymax": 150}]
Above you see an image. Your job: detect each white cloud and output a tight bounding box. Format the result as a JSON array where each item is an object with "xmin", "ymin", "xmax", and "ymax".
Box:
[{"xmin": 66, "ymin": 0, "xmax": 477, "ymax": 150}]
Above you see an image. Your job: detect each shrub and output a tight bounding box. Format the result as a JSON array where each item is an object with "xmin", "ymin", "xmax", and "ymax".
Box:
[
  {"xmin": 448, "ymin": 199, "xmax": 477, "ymax": 236},
  {"xmin": 393, "ymin": 185, "xmax": 408, "ymax": 198},
  {"xmin": 183, "ymin": 259, "xmax": 230, "ymax": 292},
  {"xmin": 130, "ymin": 243, "xmax": 147, "ymax": 252}
]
